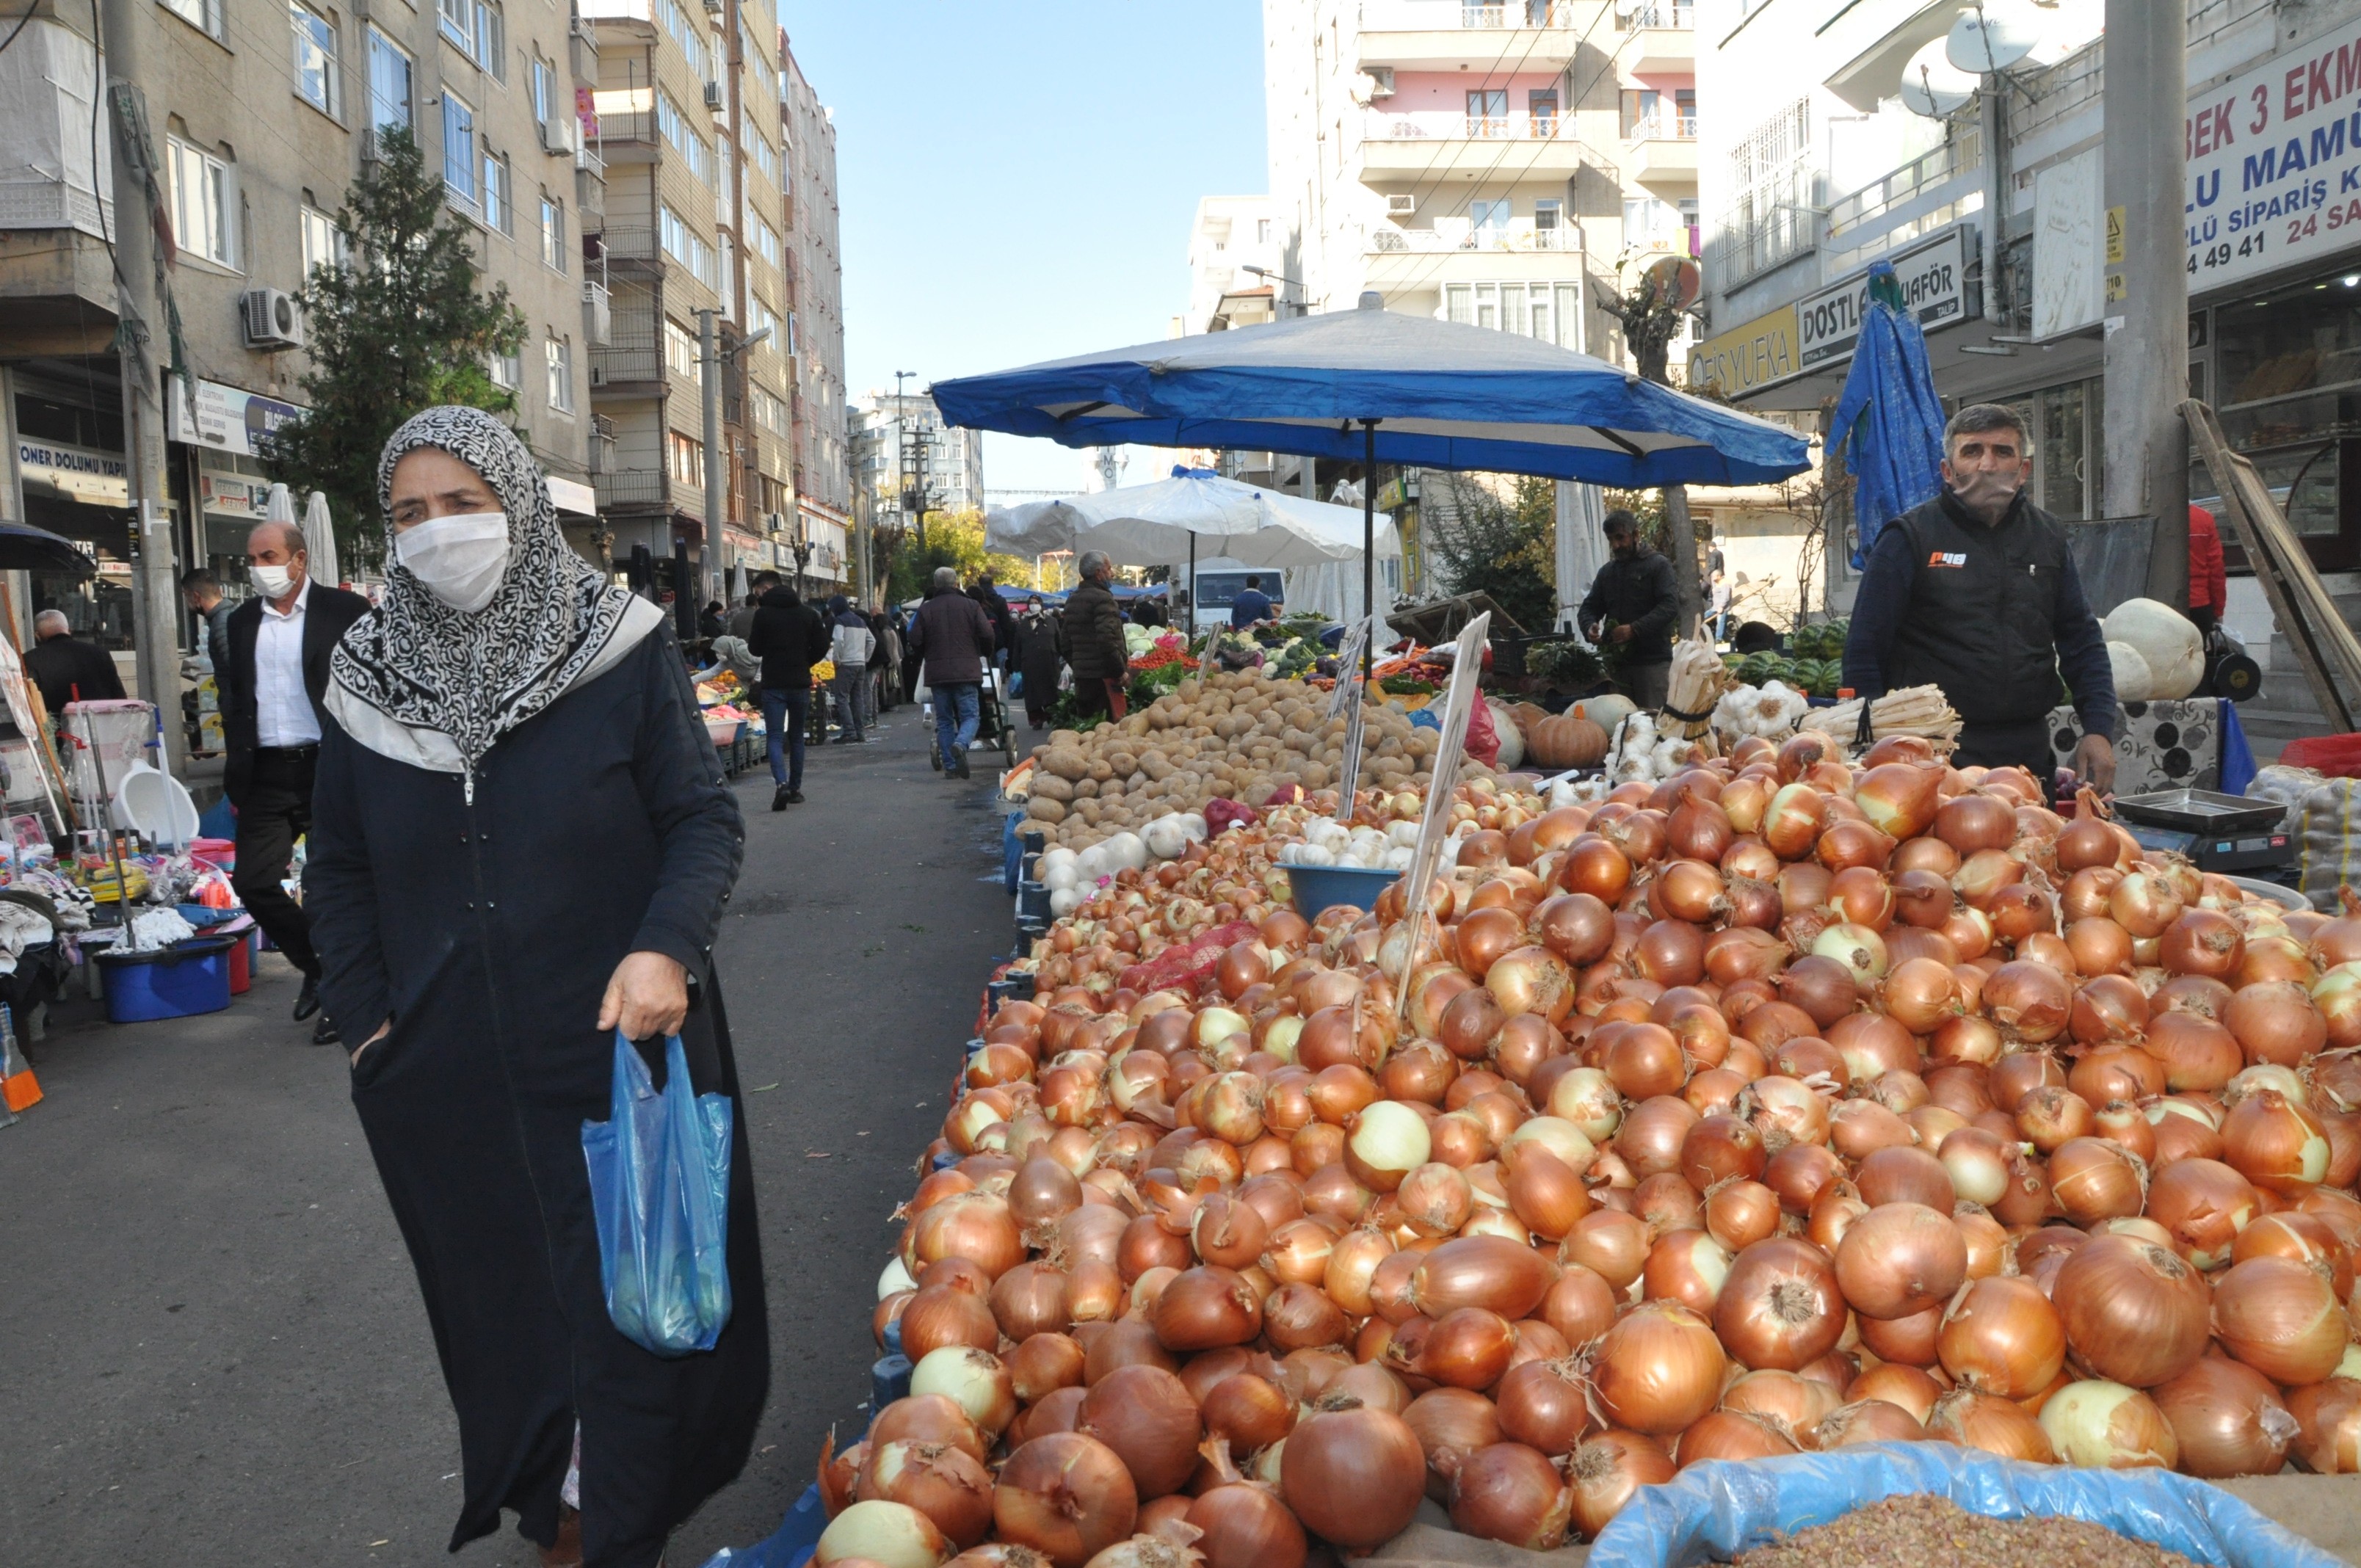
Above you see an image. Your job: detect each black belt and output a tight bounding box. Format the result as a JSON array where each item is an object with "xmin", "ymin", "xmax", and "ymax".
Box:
[{"xmin": 254, "ymin": 744, "xmax": 320, "ymax": 761}]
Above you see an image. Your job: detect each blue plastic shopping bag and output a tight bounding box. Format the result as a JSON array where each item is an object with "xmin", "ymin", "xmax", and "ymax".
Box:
[{"xmin": 580, "ymin": 1029, "xmax": 734, "ymax": 1356}]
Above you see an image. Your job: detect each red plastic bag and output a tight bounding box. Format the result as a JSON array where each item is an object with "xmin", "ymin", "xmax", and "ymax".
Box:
[
  {"xmin": 1463, "ymin": 696, "xmax": 1500, "ymax": 767},
  {"xmin": 2280, "ymin": 733, "xmax": 2361, "ymax": 779},
  {"xmin": 1118, "ymin": 921, "xmax": 1259, "ymax": 996}
]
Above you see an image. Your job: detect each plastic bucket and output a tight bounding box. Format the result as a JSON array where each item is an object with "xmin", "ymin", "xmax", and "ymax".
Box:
[
  {"xmin": 1286, "ymin": 863, "xmax": 1404, "ymax": 919},
  {"xmin": 93, "ymin": 934, "xmax": 236, "ymax": 1023},
  {"xmin": 227, "ymin": 930, "xmax": 251, "ymax": 994}
]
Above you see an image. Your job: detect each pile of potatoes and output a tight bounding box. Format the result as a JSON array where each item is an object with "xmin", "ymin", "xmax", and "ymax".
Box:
[{"xmin": 1019, "ymin": 671, "xmax": 1451, "ymax": 849}]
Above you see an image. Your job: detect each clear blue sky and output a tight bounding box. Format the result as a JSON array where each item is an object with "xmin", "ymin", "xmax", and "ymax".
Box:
[{"xmin": 780, "ymin": 1, "xmax": 1267, "ymax": 496}]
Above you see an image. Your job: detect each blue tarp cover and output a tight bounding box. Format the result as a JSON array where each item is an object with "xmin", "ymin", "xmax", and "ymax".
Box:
[{"xmin": 1829, "ymin": 261, "xmax": 1948, "ymax": 569}]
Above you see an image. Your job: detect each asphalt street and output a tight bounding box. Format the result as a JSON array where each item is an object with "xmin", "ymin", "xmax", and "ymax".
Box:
[{"xmin": 0, "ymin": 706, "xmax": 1019, "ymax": 1567}]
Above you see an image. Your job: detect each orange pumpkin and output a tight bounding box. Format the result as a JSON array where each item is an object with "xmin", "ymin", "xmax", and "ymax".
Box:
[{"xmin": 1527, "ymin": 713, "xmax": 1609, "ymax": 769}]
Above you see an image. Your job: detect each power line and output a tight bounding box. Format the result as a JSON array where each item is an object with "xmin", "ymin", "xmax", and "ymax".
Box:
[{"xmin": 0, "ymin": 7, "xmax": 39, "ymax": 58}]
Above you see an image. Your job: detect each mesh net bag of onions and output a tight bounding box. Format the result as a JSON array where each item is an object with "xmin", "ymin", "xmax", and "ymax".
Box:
[{"xmin": 838, "ymin": 738, "xmax": 2361, "ymax": 1568}]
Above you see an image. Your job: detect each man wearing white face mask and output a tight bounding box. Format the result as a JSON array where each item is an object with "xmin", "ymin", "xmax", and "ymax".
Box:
[{"xmin": 224, "ymin": 520, "xmax": 371, "ymax": 1042}]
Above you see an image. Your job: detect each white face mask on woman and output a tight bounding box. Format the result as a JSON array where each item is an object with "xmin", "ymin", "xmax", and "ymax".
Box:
[{"xmin": 396, "ymin": 511, "xmax": 511, "ymax": 612}]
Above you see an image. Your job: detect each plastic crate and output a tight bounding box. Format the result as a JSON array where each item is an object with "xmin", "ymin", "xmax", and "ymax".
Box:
[
  {"xmin": 2277, "ymin": 732, "xmax": 2361, "ymax": 778},
  {"xmin": 1286, "ymin": 863, "xmax": 1404, "ymax": 918}
]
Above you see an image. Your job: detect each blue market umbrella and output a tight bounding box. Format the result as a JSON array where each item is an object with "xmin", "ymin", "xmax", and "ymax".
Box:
[
  {"xmin": 1831, "ymin": 260, "xmax": 1948, "ymax": 568},
  {"xmin": 936, "ymin": 293, "xmax": 1808, "ymax": 667}
]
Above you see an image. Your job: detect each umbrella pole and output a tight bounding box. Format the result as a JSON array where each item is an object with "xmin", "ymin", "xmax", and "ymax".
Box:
[
  {"xmin": 1188, "ymin": 534, "xmax": 1195, "ymax": 641},
  {"xmin": 1362, "ymin": 421, "xmax": 1378, "ymax": 686}
]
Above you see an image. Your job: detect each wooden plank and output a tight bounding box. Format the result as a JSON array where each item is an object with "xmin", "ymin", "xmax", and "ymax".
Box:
[{"xmin": 2181, "ymin": 399, "xmax": 2360, "ymax": 733}]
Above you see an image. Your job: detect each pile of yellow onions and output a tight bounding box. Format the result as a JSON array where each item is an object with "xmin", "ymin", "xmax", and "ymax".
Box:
[{"xmin": 827, "ymin": 743, "xmax": 2361, "ymax": 1568}]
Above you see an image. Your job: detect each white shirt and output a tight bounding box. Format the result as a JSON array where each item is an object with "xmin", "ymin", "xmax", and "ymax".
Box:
[{"xmin": 254, "ymin": 577, "xmax": 320, "ymax": 747}]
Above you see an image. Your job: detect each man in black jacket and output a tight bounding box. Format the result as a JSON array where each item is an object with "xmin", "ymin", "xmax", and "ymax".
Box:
[
  {"xmin": 21, "ymin": 609, "xmax": 125, "ymax": 719},
  {"xmin": 746, "ymin": 581, "xmax": 824, "ymax": 809},
  {"xmin": 1578, "ymin": 510, "xmax": 1678, "ymax": 712},
  {"xmin": 1843, "ymin": 403, "xmax": 2116, "ymax": 799},
  {"xmin": 223, "ymin": 520, "xmax": 371, "ymax": 1042},
  {"xmin": 968, "ymin": 573, "xmax": 1016, "ymax": 670},
  {"xmin": 1060, "ymin": 551, "xmax": 1131, "ymax": 720}
]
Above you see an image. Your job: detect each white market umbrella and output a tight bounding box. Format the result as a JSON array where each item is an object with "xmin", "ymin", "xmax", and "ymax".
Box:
[
  {"xmin": 302, "ymin": 489, "xmax": 339, "ymax": 588},
  {"xmin": 729, "ymin": 561, "xmax": 749, "ymax": 603},
  {"xmin": 265, "ymin": 482, "xmax": 297, "ymax": 525},
  {"xmin": 986, "ymin": 469, "xmax": 1399, "ymax": 571}
]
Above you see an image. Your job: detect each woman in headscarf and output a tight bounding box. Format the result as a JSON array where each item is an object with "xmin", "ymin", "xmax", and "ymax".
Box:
[
  {"xmin": 1015, "ymin": 595, "xmax": 1064, "ymax": 730},
  {"xmin": 305, "ymin": 407, "xmax": 766, "ymax": 1568}
]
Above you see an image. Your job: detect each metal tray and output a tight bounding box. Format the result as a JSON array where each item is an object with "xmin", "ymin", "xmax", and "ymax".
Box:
[{"xmin": 2111, "ymin": 787, "xmax": 2286, "ymax": 836}]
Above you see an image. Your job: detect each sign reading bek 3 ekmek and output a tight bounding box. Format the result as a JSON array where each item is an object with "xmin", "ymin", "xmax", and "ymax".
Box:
[
  {"xmin": 2186, "ymin": 21, "xmax": 2361, "ymax": 295},
  {"xmin": 1796, "ymin": 228, "xmax": 1970, "ymax": 369}
]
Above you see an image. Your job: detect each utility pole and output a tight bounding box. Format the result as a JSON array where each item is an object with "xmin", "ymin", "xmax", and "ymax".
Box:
[
  {"xmin": 2101, "ymin": 0, "xmax": 2189, "ymax": 607},
  {"xmin": 698, "ymin": 308, "xmax": 725, "ymax": 615},
  {"xmin": 97, "ymin": 0, "xmax": 186, "ymax": 774}
]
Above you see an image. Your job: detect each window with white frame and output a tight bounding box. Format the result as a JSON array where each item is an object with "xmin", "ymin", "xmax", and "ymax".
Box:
[
  {"xmin": 752, "ymin": 385, "xmax": 788, "ymax": 438},
  {"xmin": 290, "ymin": 3, "xmax": 339, "ymax": 117},
  {"xmin": 1622, "ymin": 195, "xmax": 1685, "ymax": 250},
  {"xmin": 530, "ymin": 55, "xmax": 555, "ymax": 127},
  {"xmin": 748, "ymin": 214, "xmax": 780, "ymax": 269},
  {"xmin": 489, "ymin": 346, "xmax": 520, "ymax": 390},
  {"xmin": 714, "ymin": 141, "xmax": 732, "ymax": 211},
  {"xmin": 443, "ymin": 92, "xmax": 477, "ymax": 209},
  {"xmin": 745, "ymin": 132, "xmax": 776, "ymax": 190},
  {"xmin": 540, "ymin": 193, "xmax": 565, "ymax": 271},
  {"xmin": 474, "ymin": 0, "xmax": 504, "ymax": 79},
  {"xmin": 546, "ymin": 335, "xmax": 573, "ymax": 413},
  {"xmin": 366, "ymin": 28, "xmax": 413, "ymax": 137},
  {"xmin": 1442, "ymin": 281, "xmax": 1580, "ymax": 349},
  {"xmin": 664, "ymin": 316, "xmax": 700, "ymax": 378},
  {"xmin": 655, "ymin": 93, "xmax": 711, "ymax": 184},
  {"xmin": 438, "ymin": 0, "xmax": 471, "ymax": 51},
  {"xmin": 300, "ymin": 204, "xmax": 345, "ymax": 278},
  {"xmin": 659, "ymin": 206, "xmax": 715, "ymax": 287},
  {"xmin": 483, "ymin": 150, "xmax": 510, "ymax": 231},
  {"xmin": 748, "ymin": 294, "xmax": 779, "ymax": 346},
  {"xmin": 667, "ymin": 430, "xmax": 703, "ymax": 487},
  {"xmin": 167, "ymin": 137, "xmax": 237, "ymax": 268},
  {"xmin": 659, "ymin": 0, "xmax": 707, "ymax": 79},
  {"xmin": 160, "ymin": 0, "xmax": 224, "ymax": 40},
  {"xmin": 717, "ymin": 232, "xmax": 735, "ymax": 314}
]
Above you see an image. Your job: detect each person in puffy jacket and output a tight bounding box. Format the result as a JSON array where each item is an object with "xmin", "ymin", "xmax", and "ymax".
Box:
[
  {"xmin": 747, "ymin": 583, "xmax": 825, "ymax": 807},
  {"xmin": 2187, "ymin": 504, "xmax": 2228, "ymax": 634},
  {"xmin": 825, "ymin": 594, "xmax": 874, "ymax": 744},
  {"xmin": 1059, "ymin": 551, "xmax": 1131, "ymax": 720},
  {"xmin": 907, "ymin": 567, "xmax": 997, "ymax": 777}
]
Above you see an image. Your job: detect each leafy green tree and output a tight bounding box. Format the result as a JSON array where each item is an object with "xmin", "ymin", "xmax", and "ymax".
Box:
[
  {"xmin": 261, "ymin": 127, "xmax": 526, "ymax": 567},
  {"xmin": 882, "ymin": 509, "xmax": 1037, "ymax": 603},
  {"xmin": 1423, "ymin": 473, "xmax": 1557, "ymax": 632}
]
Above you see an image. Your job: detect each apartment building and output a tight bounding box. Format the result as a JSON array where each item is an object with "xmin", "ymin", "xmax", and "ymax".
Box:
[
  {"xmin": 0, "ymin": 0, "xmax": 603, "ymax": 686},
  {"xmin": 850, "ymin": 393, "xmax": 984, "ymax": 540},
  {"xmin": 1178, "ymin": 195, "xmax": 1286, "ymax": 335},
  {"xmin": 1686, "ymin": 0, "xmax": 2357, "ymax": 741},
  {"xmin": 780, "ymin": 37, "xmax": 850, "ymax": 589},
  {"xmin": 1260, "ymin": 0, "xmax": 1699, "ymax": 368},
  {"xmin": 582, "ymin": 0, "xmax": 795, "ymax": 597}
]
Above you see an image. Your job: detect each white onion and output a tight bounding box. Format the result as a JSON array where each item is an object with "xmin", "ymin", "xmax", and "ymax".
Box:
[
  {"xmin": 910, "ymin": 1346, "xmax": 1015, "ymax": 1436},
  {"xmin": 880, "ymin": 1255, "xmax": 918, "ymax": 1301},
  {"xmin": 2037, "ymin": 1380, "xmax": 2179, "ymax": 1470},
  {"xmin": 815, "ymin": 1498, "xmax": 951, "ymax": 1568},
  {"xmin": 1506, "ymin": 1116, "xmax": 1597, "ymax": 1175}
]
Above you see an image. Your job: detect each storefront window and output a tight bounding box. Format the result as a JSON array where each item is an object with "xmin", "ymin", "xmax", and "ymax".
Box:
[
  {"xmin": 2039, "ymin": 380, "xmax": 2086, "ymax": 520},
  {"xmin": 2216, "ymin": 277, "xmax": 2361, "ymax": 407}
]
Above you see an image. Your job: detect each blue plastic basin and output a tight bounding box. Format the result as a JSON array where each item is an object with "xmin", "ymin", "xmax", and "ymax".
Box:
[
  {"xmin": 1286, "ymin": 863, "xmax": 1403, "ymax": 919},
  {"xmin": 93, "ymin": 934, "xmax": 237, "ymax": 1023}
]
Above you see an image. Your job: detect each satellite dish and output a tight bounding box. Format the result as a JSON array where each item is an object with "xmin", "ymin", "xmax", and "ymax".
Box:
[
  {"xmin": 1946, "ymin": 0, "xmax": 2041, "ymax": 73},
  {"xmin": 1899, "ymin": 37, "xmax": 1977, "ymax": 117},
  {"xmin": 1644, "ymin": 255, "xmax": 1700, "ymax": 310}
]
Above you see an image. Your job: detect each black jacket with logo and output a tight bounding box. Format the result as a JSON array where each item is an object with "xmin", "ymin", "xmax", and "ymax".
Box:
[{"xmin": 1842, "ymin": 489, "xmax": 2117, "ymax": 735}]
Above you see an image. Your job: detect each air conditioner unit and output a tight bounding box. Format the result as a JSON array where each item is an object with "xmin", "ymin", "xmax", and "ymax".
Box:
[
  {"xmin": 1386, "ymin": 192, "xmax": 1417, "ymax": 217},
  {"xmin": 538, "ymin": 116, "xmax": 571, "ymax": 155},
  {"xmin": 239, "ymin": 287, "xmax": 304, "ymax": 350},
  {"xmin": 1367, "ymin": 66, "xmax": 1395, "ymax": 98},
  {"xmin": 703, "ymin": 80, "xmax": 725, "ymax": 111},
  {"xmin": 700, "ymin": 0, "xmax": 721, "ymax": 12}
]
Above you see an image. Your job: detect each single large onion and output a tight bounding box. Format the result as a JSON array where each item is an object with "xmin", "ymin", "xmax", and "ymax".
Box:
[
  {"xmin": 1713, "ymin": 1238, "xmax": 1844, "ymax": 1371},
  {"xmin": 911, "ymin": 1346, "xmax": 1018, "ymax": 1438},
  {"xmin": 2037, "ymin": 1380, "xmax": 2180, "ymax": 1469},
  {"xmin": 1926, "ymin": 1388, "xmax": 2056, "ymax": 1463},
  {"xmin": 1936, "ymin": 1275, "xmax": 2064, "ymax": 1398},
  {"xmin": 993, "ymin": 1433, "xmax": 1138, "ymax": 1567},
  {"xmin": 1556, "ymin": 1431, "xmax": 1668, "ymax": 1542},
  {"xmin": 1984, "ymin": 962, "xmax": 2071, "ymax": 1042},
  {"xmin": 2222, "ymin": 1088, "xmax": 2332, "ymax": 1194},
  {"xmin": 1814, "ymin": 1398, "xmax": 1930, "ymax": 1449},
  {"xmin": 1493, "ymin": 1357, "xmax": 1592, "ymax": 1456},
  {"xmin": 1587, "ymin": 1300, "xmax": 1724, "ymax": 1435},
  {"xmin": 858, "ymin": 1439, "xmax": 996, "ymax": 1550},
  {"xmin": 2210, "ymin": 1255, "xmax": 2349, "ymax": 1385},
  {"xmin": 1833, "ymin": 1203, "xmax": 1968, "ymax": 1320},
  {"xmin": 1279, "ymin": 1398, "xmax": 1427, "ymax": 1551},
  {"xmin": 2051, "ymin": 1235, "xmax": 2213, "ymax": 1387},
  {"xmin": 1153, "ymin": 1267, "xmax": 1263, "ymax": 1352},
  {"xmin": 1446, "ymin": 1441, "xmax": 1573, "ymax": 1550},
  {"xmin": 2145, "ymin": 1157, "xmax": 2258, "ymax": 1270},
  {"xmin": 2287, "ymin": 1379, "xmax": 2361, "ymax": 1473},
  {"xmin": 1410, "ymin": 1235, "xmax": 1558, "ymax": 1320},
  {"xmin": 816, "ymin": 1498, "xmax": 954, "ymax": 1568},
  {"xmin": 1402, "ymin": 1385, "xmax": 1503, "ymax": 1500},
  {"xmin": 1674, "ymin": 1409, "xmax": 1802, "ymax": 1470},
  {"xmin": 1186, "ymin": 1482, "xmax": 1307, "ymax": 1568},
  {"xmin": 1076, "ymin": 1365, "xmax": 1204, "ymax": 1498},
  {"xmin": 2152, "ymin": 1354, "xmax": 2300, "ymax": 1478}
]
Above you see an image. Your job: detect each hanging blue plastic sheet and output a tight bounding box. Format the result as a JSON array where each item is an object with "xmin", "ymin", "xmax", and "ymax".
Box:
[
  {"xmin": 1586, "ymin": 1443, "xmax": 2343, "ymax": 1568},
  {"xmin": 1831, "ymin": 261, "xmax": 1948, "ymax": 569},
  {"xmin": 580, "ymin": 1029, "xmax": 734, "ymax": 1357}
]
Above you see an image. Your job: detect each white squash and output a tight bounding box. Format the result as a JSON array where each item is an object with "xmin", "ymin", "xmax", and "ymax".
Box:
[
  {"xmin": 1048, "ymin": 887, "xmax": 1084, "ymax": 918},
  {"xmin": 1180, "ymin": 813, "xmax": 1208, "ymax": 843},
  {"xmin": 1487, "ymin": 700, "xmax": 1526, "ymax": 769},
  {"xmin": 1573, "ymin": 693, "xmax": 1638, "ymax": 733},
  {"xmin": 1076, "ymin": 843, "xmax": 1109, "ymax": 884},
  {"xmin": 1143, "ymin": 814, "xmax": 1191, "ymax": 862},
  {"xmin": 2103, "ymin": 597, "xmax": 2205, "ymax": 700},
  {"xmin": 1102, "ymin": 831, "xmax": 1147, "ymax": 873},
  {"xmin": 2105, "ymin": 639, "xmax": 2155, "ymax": 704}
]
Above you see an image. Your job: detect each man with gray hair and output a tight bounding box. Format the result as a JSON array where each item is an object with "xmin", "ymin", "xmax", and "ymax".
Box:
[
  {"xmin": 906, "ymin": 564, "xmax": 998, "ymax": 777},
  {"xmin": 224, "ymin": 518, "xmax": 371, "ymax": 1041},
  {"xmin": 21, "ymin": 606, "xmax": 123, "ymax": 719},
  {"xmin": 1842, "ymin": 402, "xmax": 2116, "ymax": 798},
  {"xmin": 1059, "ymin": 549, "xmax": 1131, "ymax": 720}
]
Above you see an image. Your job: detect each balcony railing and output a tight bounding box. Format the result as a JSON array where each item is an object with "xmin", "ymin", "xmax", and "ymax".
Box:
[
  {"xmin": 1824, "ymin": 125, "xmax": 1981, "ymax": 241},
  {"xmin": 1362, "ymin": 0, "xmax": 1585, "ymax": 27},
  {"xmin": 593, "ymin": 468, "xmax": 668, "ymax": 508},
  {"xmin": 1624, "ymin": 114, "xmax": 1698, "ymax": 142},
  {"xmin": 1364, "ymin": 109, "xmax": 1570, "ymax": 142},
  {"xmin": 1617, "ymin": 1, "xmax": 1694, "ymax": 26},
  {"xmin": 1368, "ymin": 222, "xmax": 1579, "ymax": 254}
]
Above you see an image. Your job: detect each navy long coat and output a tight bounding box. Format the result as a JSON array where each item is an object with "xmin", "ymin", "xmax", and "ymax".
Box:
[{"xmin": 305, "ymin": 627, "xmax": 766, "ymax": 1567}]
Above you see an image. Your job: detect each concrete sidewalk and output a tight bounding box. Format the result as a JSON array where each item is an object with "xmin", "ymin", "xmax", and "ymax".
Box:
[{"xmin": 0, "ymin": 711, "xmax": 1015, "ymax": 1567}]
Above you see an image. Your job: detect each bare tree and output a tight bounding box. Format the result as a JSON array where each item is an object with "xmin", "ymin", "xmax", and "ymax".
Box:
[{"xmin": 1601, "ymin": 265, "xmax": 1703, "ymax": 635}]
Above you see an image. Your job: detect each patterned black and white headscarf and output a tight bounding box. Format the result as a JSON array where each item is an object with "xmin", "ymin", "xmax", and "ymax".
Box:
[{"xmin": 327, "ymin": 405, "xmax": 661, "ymax": 777}]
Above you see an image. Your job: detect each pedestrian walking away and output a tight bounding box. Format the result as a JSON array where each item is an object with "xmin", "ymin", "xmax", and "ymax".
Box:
[
  {"xmin": 1015, "ymin": 595, "xmax": 1064, "ymax": 729},
  {"xmin": 1578, "ymin": 509, "xmax": 1677, "ymax": 714},
  {"xmin": 307, "ymin": 406, "xmax": 767, "ymax": 1568},
  {"xmin": 825, "ymin": 594, "xmax": 873, "ymax": 743},
  {"xmin": 907, "ymin": 565, "xmax": 996, "ymax": 777},
  {"xmin": 871, "ymin": 605, "xmax": 903, "ymax": 715},
  {"xmin": 1227, "ymin": 573, "xmax": 1274, "ymax": 628},
  {"xmin": 1059, "ymin": 550, "xmax": 1131, "ymax": 722},
  {"xmin": 747, "ymin": 579, "xmax": 825, "ymax": 807},
  {"xmin": 221, "ymin": 519, "xmax": 371, "ymax": 1045},
  {"xmin": 1842, "ymin": 402, "xmax": 2117, "ymax": 801},
  {"xmin": 21, "ymin": 607, "xmax": 124, "ymax": 721},
  {"xmin": 968, "ymin": 570, "xmax": 1016, "ymax": 672}
]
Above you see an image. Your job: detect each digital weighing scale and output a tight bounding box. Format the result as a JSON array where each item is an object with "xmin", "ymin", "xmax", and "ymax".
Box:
[{"xmin": 2111, "ymin": 788, "xmax": 2296, "ymax": 876}]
